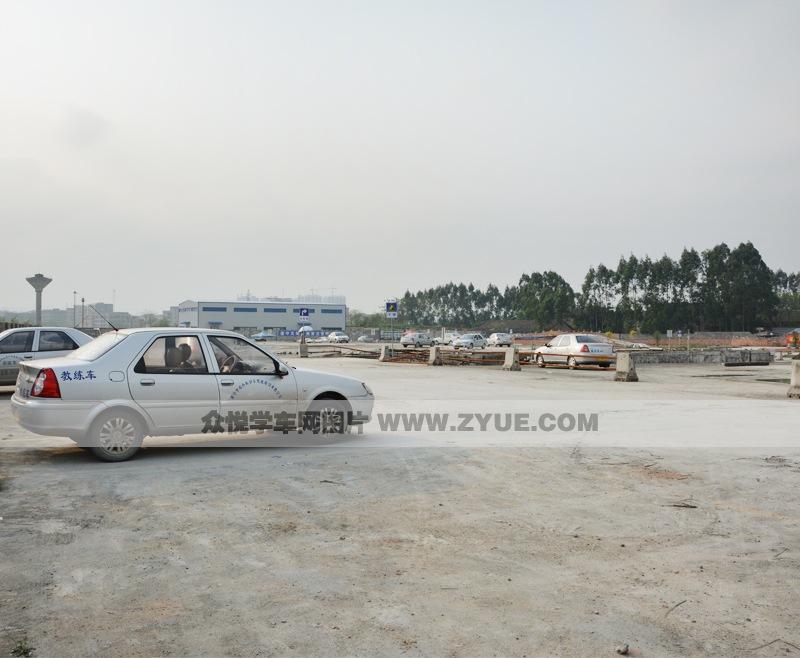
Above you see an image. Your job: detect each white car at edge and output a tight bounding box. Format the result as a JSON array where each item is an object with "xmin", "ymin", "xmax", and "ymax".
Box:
[
  {"xmin": 0, "ymin": 326, "xmax": 92, "ymax": 386},
  {"xmin": 11, "ymin": 328, "xmax": 374, "ymax": 462}
]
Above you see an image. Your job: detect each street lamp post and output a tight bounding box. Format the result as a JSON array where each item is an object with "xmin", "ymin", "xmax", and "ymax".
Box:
[
  {"xmin": 81, "ymin": 297, "xmax": 85, "ymax": 330},
  {"xmin": 73, "ymin": 291, "xmax": 77, "ymax": 327}
]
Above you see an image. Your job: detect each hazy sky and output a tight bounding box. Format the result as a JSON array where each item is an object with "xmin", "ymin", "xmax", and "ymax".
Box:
[{"xmin": 2, "ymin": 1, "xmax": 798, "ymax": 316}]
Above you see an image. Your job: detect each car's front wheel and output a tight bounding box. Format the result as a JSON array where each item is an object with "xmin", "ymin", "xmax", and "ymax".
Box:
[
  {"xmin": 537, "ymin": 354, "xmax": 546, "ymax": 368},
  {"xmin": 567, "ymin": 356, "xmax": 578, "ymax": 369},
  {"xmin": 305, "ymin": 398, "xmax": 350, "ymax": 436},
  {"xmin": 88, "ymin": 410, "xmax": 144, "ymax": 462}
]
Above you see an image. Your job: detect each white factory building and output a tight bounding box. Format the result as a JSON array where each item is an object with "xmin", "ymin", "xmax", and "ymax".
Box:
[{"xmin": 177, "ymin": 300, "xmax": 346, "ymax": 338}]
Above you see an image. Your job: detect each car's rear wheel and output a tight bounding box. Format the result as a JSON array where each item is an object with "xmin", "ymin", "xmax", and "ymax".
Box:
[
  {"xmin": 567, "ymin": 356, "xmax": 578, "ymax": 369},
  {"xmin": 306, "ymin": 398, "xmax": 350, "ymax": 436},
  {"xmin": 88, "ymin": 410, "xmax": 143, "ymax": 462},
  {"xmin": 537, "ymin": 354, "xmax": 546, "ymax": 368}
]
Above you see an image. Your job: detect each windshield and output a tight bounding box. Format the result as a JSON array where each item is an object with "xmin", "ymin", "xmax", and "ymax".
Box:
[
  {"xmin": 576, "ymin": 335, "xmax": 607, "ymax": 344},
  {"xmin": 70, "ymin": 332, "xmax": 128, "ymax": 361}
]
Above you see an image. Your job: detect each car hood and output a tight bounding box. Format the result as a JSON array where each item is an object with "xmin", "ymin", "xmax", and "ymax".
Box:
[{"xmin": 291, "ymin": 368, "xmax": 372, "ymax": 397}]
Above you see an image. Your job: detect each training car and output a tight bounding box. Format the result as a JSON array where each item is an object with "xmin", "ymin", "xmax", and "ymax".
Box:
[
  {"xmin": 328, "ymin": 331, "xmax": 350, "ymax": 343},
  {"xmin": 11, "ymin": 328, "xmax": 374, "ymax": 462},
  {"xmin": 452, "ymin": 333, "xmax": 487, "ymax": 349},
  {"xmin": 400, "ymin": 332, "xmax": 434, "ymax": 348},
  {"xmin": 487, "ymin": 332, "xmax": 513, "ymax": 347},
  {"xmin": 533, "ymin": 333, "xmax": 615, "ymax": 369},
  {"xmin": 0, "ymin": 326, "xmax": 92, "ymax": 386},
  {"xmin": 433, "ymin": 332, "xmax": 461, "ymax": 346}
]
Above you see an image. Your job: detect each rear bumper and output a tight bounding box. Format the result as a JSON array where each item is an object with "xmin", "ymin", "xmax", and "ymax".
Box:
[{"xmin": 11, "ymin": 395, "xmax": 99, "ymax": 439}]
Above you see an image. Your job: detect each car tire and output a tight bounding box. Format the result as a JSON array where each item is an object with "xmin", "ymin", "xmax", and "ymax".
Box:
[
  {"xmin": 87, "ymin": 409, "xmax": 144, "ymax": 462},
  {"xmin": 568, "ymin": 356, "xmax": 578, "ymax": 369},
  {"xmin": 537, "ymin": 354, "xmax": 546, "ymax": 368},
  {"xmin": 305, "ymin": 397, "xmax": 350, "ymax": 436}
]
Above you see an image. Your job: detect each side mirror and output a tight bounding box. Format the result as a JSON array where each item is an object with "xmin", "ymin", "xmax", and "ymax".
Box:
[{"xmin": 276, "ymin": 367, "xmax": 289, "ymax": 378}]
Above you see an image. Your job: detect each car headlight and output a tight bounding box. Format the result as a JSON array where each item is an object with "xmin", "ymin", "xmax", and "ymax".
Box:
[{"xmin": 362, "ymin": 382, "xmax": 373, "ymax": 396}]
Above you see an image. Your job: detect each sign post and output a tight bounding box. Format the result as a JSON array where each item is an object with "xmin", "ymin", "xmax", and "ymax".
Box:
[
  {"xmin": 298, "ymin": 308, "xmax": 309, "ymax": 346},
  {"xmin": 386, "ymin": 301, "xmax": 398, "ymax": 352}
]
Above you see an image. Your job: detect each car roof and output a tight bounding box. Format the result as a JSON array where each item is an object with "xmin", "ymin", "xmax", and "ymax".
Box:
[
  {"xmin": 0, "ymin": 326, "xmax": 91, "ymax": 338},
  {"xmin": 111, "ymin": 327, "xmax": 246, "ymax": 337}
]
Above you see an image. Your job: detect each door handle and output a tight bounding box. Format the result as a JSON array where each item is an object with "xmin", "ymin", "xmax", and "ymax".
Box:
[
  {"xmin": 140, "ymin": 379, "xmax": 155, "ymax": 386},
  {"xmin": 220, "ymin": 379, "xmax": 234, "ymax": 386}
]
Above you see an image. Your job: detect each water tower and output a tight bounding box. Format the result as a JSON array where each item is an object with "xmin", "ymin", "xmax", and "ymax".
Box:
[{"xmin": 26, "ymin": 273, "xmax": 52, "ymax": 326}]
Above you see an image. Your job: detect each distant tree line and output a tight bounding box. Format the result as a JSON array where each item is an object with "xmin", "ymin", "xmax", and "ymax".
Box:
[{"xmin": 350, "ymin": 242, "xmax": 799, "ymax": 333}]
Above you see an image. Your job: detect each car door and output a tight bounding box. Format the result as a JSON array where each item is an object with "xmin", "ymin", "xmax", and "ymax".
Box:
[
  {"xmin": 545, "ymin": 335, "xmax": 566, "ymax": 363},
  {"xmin": 206, "ymin": 334, "xmax": 300, "ymax": 434},
  {"xmin": 0, "ymin": 330, "xmax": 35, "ymax": 385},
  {"xmin": 127, "ymin": 334, "xmax": 221, "ymax": 435},
  {"xmin": 34, "ymin": 330, "xmax": 83, "ymax": 360},
  {"xmin": 557, "ymin": 335, "xmax": 574, "ymax": 363}
]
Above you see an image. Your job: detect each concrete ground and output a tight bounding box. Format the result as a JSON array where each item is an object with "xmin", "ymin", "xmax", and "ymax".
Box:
[{"xmin": 1, "ymin": 353, "xmax": 798, "ymax": 657}]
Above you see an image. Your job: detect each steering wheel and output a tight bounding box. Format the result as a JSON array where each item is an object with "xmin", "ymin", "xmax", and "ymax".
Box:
[{"xmin": 220, "ymin": 355, "xmax": 239, "ymax": 373}]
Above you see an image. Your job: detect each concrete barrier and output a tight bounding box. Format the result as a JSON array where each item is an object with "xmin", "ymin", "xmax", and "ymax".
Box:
[
  {"xmin": 299, "ymin": 342, "xmax": 309, "ymax": 358},
  {"xmin": 788, "ymin": 360, "xmax": 800, "ymax": 399},
  {"xmin": 378, "ymin": 345, "xmax": 391, "ymax": 362},
  {"xmin": 502, "ymin": 347, "xmax": 521, "ymax": 371},
  {"xmin": 628, "ymin": 349, "xmax": 773, "ymax": 365},
  {"xmin": 428, "ymin": 345, "xmax": 443, "ymax": 366},
  {"xmin": 614, "ymin": 352, "xmax": 639, "ymax": 382}
]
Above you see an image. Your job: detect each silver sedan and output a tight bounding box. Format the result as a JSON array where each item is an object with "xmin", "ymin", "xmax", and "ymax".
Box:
[
  {"xmin": 11, "ymin": 328, "xmax": 374, "ymax": 462},
  {"xmin": 533, "ymin": 334, "xmax": 615, "ymax": 369}
]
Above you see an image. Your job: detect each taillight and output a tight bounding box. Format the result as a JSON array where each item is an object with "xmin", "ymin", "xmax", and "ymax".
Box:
[
  {"xmin": 32, "ymin": 368, "xmax": 62, "ymax": 398},
  {"xmin": 580, "ymin": 344, "xmax": 589, "ymax": 353}
]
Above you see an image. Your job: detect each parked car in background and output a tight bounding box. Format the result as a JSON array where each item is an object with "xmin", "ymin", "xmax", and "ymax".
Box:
[
  {"xmin": 400, "ymin": 332, "xmax": 434, "ymax": 348},
  {"xmin": 328, "ymin": 331, "xmax": 350, "ymax": 343},
  {"xmin": 356, "ymin": 335, "xmax": 374, "ymax": 343},
  {"xmin": 487, "ymin": 332, "xmax": 513, "ymax": 347},
  {"xmin": 0, "ymin": 327, "xmax": 92, "ymax": 386},
  {"xmin": 452, "ymin": 333, "xmax": 487, "ymax": 349},
  {"xmin": 533, "ymin": 333, "xmax": 615, "ymax": 369},
  {"xmin": 11, "ymin": 328, "xmax": 374, "ymax": 462},
  {"xmin": 250, "ymin": 331, "xmax": 277, "ymax": 341},
  {"xmin": 433, "ymin": 332, "xmax": 461, "ymax": 345}
]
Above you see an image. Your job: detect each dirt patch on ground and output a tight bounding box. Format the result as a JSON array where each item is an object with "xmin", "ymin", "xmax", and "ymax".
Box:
[{"xmin": 1, "ymin": 359, "xmax": 798, "ymax": 657}]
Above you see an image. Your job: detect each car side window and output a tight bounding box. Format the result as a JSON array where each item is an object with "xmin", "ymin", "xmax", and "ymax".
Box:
[
  {"xmin": 0, "ymin": 331, "xmax": 34, "ymax": 353},
  {"xmin": 38, "ymin": 331, "xmax": 79, "ymax": 352},
  {"xmin": 209, "ymin": 335, "xmax": 280, "ymax": 375},
  {"xmin": 134, "ymin": 336, "xmax": 209, "ymax": 374}
]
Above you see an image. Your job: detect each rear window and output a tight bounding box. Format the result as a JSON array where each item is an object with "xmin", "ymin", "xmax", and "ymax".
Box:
[
  {"xmin": 70, "ymin": 332, "xmax": 128, "ymax": 361},
  {"xmin": 39, "ymin": 331, "xmax": 80, "ymax": 352},
  {"xmin": 576, "ymin": 335, "xmax": 606, "ymax": 344}
]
